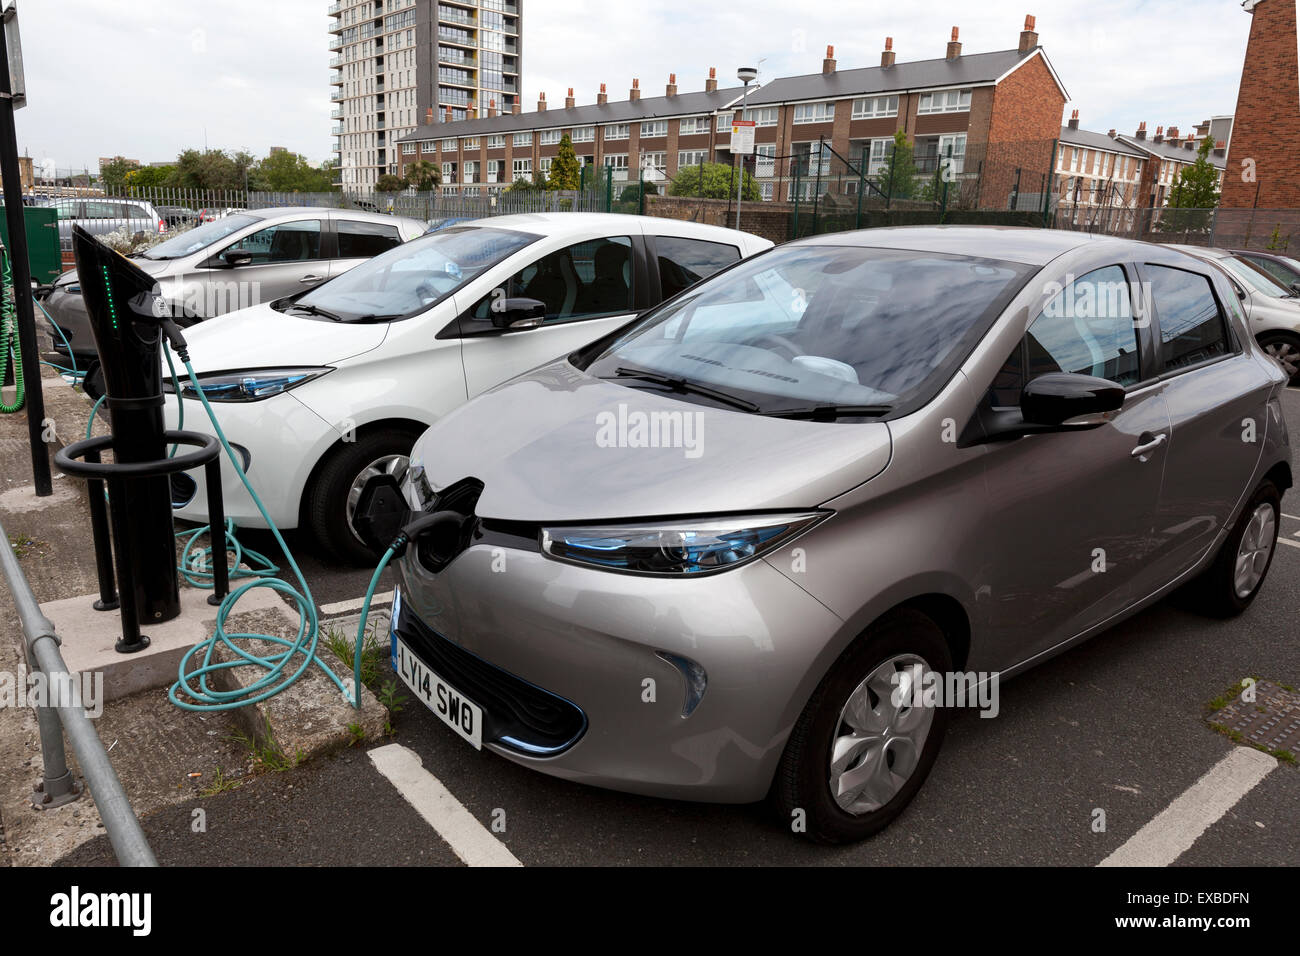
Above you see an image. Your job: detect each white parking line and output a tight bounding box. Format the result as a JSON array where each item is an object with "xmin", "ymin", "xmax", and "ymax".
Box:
[
  {"xmin": 1280, "ymin": 538, "xmax": 1300, "ymax": 550},
  {"xmin": 368, "ymin": 743, "xmax": 523, "ymax": 867},
  {"xmin": 320, "ymin": 590, "xmax": 393, "ymax": 616},
  {"xmin": 1098, "ymin": 747, "xmax": 1276, "ymax": 867}
]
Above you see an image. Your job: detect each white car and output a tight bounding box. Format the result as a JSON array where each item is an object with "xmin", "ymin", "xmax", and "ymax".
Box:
[{"xmin": 165, "ymin": 213, "xmax": 774, "ymax": 562}]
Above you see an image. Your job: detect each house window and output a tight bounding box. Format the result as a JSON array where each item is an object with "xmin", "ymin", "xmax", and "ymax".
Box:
[
  {"xmin": 760, "ymin": 182, "xmax": 774, "ymax": 201},
  {"xmin": 462, "ymin": 137, "xmax": 479, "ymax": 150},
  {"xmin": 487, "ymin": 159, "xmax": 501, "ymax": 183},
  {"xmin": 513, "ymin": 131, "xmax": 532, "ymax": 146},
  {"xmin": 678, "ymin": 149, "xmax": 707, "ymax": 168},
  {"xmin": 571, "ymin": 126, "xmax": 595, "ymax": 142},
  {"xmin": 716, "ymin": 112, "xmax": 733, "ymax": 131},
  {"xmin": 917, "ymin": 89, "xmax": 971, "ymax": 114},
  {"xmin": 512, "ymin": 158, "xmax": 532, "ymax": 179},
  {"xmin": 851, "ymin": 95, "xmax": 899, "ymax": 119},
  {"xmin": 463, "ymin": 160, "xmax": 477, "ymax": 183},
  {"xmin": 640, "ymin": 120, "xmax": 667, "ymax": 138},
  {"xmin": 540, "ymin": 129, "xmax": 561, "ymax": 145},
  {"xmin": 401, "ymin": 142, "xmax": 416, "ymax": 155},
  {"xmin": 442, "ymin": 161, "xmax": 457, "ymax": 183},
  {"xmin": 539, "ymin": 156, "xmax": 553, "ymax": 177},
  {"xmin": 604, "ymin": 153, "xmax": 629, "ymax": 180},
  {"xmin": 742, "ymin": 107, "xmax": 778, "ymax": 127},
  {"xmin": 441, "ymin": 137, "xmax": 456, "ymax": 150},
  {"xmin": 487, "ymin": 134, "xmax": 505, "ymax": 149},
  {"xmin": 678, "ymin": 116, "xmax": 710, "ymax": 135},
  {"xmin": 866, "ymin": 137, "xmax": 893, "ymax": 175},
  {"xmin": 793, "ymin": 101, "xmax": 836, "ymax": 124},
  {"xmin": 604, "ymin": 123, "xmax": 629, "ymax": 140},
  {"xmin": 755, "ymin": 143, "xmax": 776, "ymax": 178},
  {"xmin": 937, "ymin": 133, "xmax": 967, "ymax": 174},
  {"xmin": 641, "ymin": 152, "xmax": 667, "ymax": 181}
]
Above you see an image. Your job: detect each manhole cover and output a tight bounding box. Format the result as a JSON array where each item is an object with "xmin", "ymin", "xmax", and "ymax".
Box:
[{"xmin": 1208, "ymin": 680, "xmax": 1300, "ymax": 759}]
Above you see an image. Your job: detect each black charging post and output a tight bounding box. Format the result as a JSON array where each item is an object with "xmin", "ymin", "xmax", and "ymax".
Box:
[{"xmin": 55, "ymin": 227, "xmax": 230, "ymax": 653}]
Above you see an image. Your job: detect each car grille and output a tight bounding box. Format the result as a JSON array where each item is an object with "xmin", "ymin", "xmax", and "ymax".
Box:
[{"xmin": 393, "ymin": 598, "xmax": 587, "ymax": 756}]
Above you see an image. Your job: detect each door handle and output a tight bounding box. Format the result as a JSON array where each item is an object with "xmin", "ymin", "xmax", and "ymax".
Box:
[
  {"xmin": 299, "ymin": 274, "xmax": 325, "ymax": 283},
  {"xmin": 1130, "ymin": 433, "xmax": 1167, "ymax": 459}
]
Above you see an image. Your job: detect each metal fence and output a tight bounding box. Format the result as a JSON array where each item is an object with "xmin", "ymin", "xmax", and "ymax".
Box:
[
  {"xmin": 1050, "ymin": 204, "xmax": 1300, "ymax": 252},
  {"xmin": 0, "ymin": 512, "xmax": 157, "ymax": 866}
]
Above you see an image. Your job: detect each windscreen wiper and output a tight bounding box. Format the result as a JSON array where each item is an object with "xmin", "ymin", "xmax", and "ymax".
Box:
[
  {"xmin": 759, "ymin": 404, "xmax": 892, "ymax": 421},
  {"xmin": 604, "ymin": 366, "xmax": 759, "ymax": 413},
  {"xmin": 286, "ymin": 303, "xmax": 343, "ymax": 321}
]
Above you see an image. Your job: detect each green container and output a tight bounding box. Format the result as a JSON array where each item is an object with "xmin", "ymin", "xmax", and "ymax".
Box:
[{"xmin": 0, "ymin": 205, "xmax": 64, "ymax": 285}]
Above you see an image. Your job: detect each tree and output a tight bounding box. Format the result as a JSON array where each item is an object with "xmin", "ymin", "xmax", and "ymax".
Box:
[
  {"xmin": 99, "ymin": 156, "xmax": 138, "ymax": 194},
  {"xmin": 405, "ymin": 160, "xmax": 441, "ymax": 191},
  {"xmin": 667, "ymin": 161, "xmax": 761, "ymax": 201},
  {"xmin": 170, "ymin": 149, "xmax": 252, "ymax": 191},
  {"xmin": 507, "ymin": 175, "xmax": 538, "ymax": 193},
  {"xmin": 1160, "ymin": 137, "xmax": 1220, "ymax": 233},
  {"xmin": 376, "ymin": 173, "xmax": 408, "ymax": 192},
  {"xmin": 877, "ymin": 131, "xmax": 922, "ymax": 200},
  {"xmin": 547, "ymin": 134, "xmax": 580, "ymax": 191},
  {"xmin": 124, "ymin": 164, "xmax": 174, "ymax": 190},
  {"xmin": 254, "ymin": 150, "xmax": 337, "ymax": 192}
]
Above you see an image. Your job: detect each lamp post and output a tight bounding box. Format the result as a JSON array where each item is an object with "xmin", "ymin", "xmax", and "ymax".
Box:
[{"xmin": 734, "ymin": 66, "xmax": 757, "ymax": 231}]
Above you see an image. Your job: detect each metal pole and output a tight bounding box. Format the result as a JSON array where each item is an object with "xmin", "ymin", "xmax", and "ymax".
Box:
[
  {"xmin": 0, "ymin": 12, "xmax": 51, "ymax": 495},
  {"xmin": 735, "ymin": 79, "xmax": 751, "ymax": 232},
  {"xmin": 0, "ymin": 514, "xmax": 156, "ymax": 866}
]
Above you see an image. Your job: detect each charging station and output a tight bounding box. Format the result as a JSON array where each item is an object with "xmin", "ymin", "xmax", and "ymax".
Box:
[{"xmin": 54, "ymin": 226, "xmax": 228, "ymax": 653}]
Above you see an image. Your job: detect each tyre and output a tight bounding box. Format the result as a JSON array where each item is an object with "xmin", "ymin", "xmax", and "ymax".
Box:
[
  {"xmin": 305, "ymin": 427, "xmax": 421, "ymax": 566},
  {"xmin": 1257, "ymin": 332, "xmax": 1300, "ymax": 385},
  {"xmin": 1187, "ymin": 479, "xmax": 1280, "ymax": 618},
  {"xmin": 772, "ymin": 608, "xmax": 953, "ymax": 844}
]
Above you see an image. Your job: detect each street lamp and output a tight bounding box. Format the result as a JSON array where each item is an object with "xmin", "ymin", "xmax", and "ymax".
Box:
[{"xmin": 734, "ymin": 66, "xmax": 758, "ymax": 231}]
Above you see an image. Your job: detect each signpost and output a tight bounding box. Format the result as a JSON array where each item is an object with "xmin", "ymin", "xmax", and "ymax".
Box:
[{"xmin": 730, "ymin": 119, "xmax": 755, "ymax": 155}]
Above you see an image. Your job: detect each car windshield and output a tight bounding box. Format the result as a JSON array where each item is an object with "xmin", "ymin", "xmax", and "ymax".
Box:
[
  {"xmin": 582, "ymin": 243, "xmax": 1032, "ymax": 415},
  {"xmin": 1222, "ymin": 256, "xmax": 1293, "ymax": 298},
  {"xmin": 140, "ymin": 214, "xmax": 260, "ymax": 260},
  {"xmin": 289, "ymin": 225, "xmax": 537, "ymax": 322}
]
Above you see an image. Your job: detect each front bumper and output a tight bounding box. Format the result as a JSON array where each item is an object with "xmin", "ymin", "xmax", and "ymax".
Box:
[{"xmin": 392, "ymin": 542, "xmax": 845, "ymax": 803}]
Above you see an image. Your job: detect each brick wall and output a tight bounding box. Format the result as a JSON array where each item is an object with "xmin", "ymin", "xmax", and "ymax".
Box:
[
  {"xmin": 1222, "ymin": 0, "xmax": 1300, "ymax": 207},
  {"xmin": 644, "ymin": 194, "xmax": 793, "ymax": 244}
]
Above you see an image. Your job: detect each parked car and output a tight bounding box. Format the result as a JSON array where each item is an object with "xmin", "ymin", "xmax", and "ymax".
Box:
[
  {"xmin": 1235, "ymin": 248, "xmax": 1300, "ymax": 291},
  {"xmin": 368, "ymin": 227, "xmax": 1290, "ymax": 843},
  {"xmin": 156, "ymin": 205, "xmax": 201, "ymax": 228},
  {"xmin": 40, "ymin": 197, "xmax": 165, "ymax": 249},
  {"xmin": 45, "ymin": 206, "xmax": 426, "ymax": 365},
  {"xmin": 1168, "ymin": 244, "xmax": 1300, "ymax": 382},
  {"xmin": 164, "ymin": 213, "xmax": 773, "ymax": 562}
]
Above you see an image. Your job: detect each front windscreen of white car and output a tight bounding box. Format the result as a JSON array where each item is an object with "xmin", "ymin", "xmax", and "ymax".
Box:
[{"xmin": 293, "ymin": 225, "xmax": 538, "ymax": 322}]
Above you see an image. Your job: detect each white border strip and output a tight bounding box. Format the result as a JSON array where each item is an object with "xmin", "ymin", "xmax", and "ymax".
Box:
[
  {"xmin": 369, "ymin": 743, "xmax": 522, "ymax": 867},
  {"xmin": 320, "ymin": 590, "xmax": 393, "ymax": 616},
  {"xmin": 1098, "ymin": 747, "xmax": 1275, "ymax": 867}
]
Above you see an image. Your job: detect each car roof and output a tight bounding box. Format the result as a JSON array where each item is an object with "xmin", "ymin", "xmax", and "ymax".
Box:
[
  {"xmin": 463, "ymin": 211, "xmax": 766, "ymax": 243},
  {"xmin": 791, "ymin": 225, "xmax": 1152, "ymax": 265},
  {"xmin": 1162, "ymin": 243, "xmax": 1230, "ymax": 259}
]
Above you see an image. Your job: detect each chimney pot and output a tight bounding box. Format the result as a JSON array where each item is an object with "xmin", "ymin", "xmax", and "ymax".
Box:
[
  {"xmin": 881, "ymin": 37, "xmax": 895, "ymax": 68},
  {"xmin": 823, "ymin": 44, "xmax": 836, "ymax": 74},
  {"xmin": 537, "ymin": 91, "xmax": 547, "ymax": 112},
  {"xmin": 705, "ymin": 66, "xmax": 718, "ymax": 92},
  {"xmin": 1019, "ymin": 13, "xmax": 1039, "ymax": 54},
  {"xmin": 598, "ymin": 82, "xmax": 608, "ymax": 105},
  {"xmin": 630, "ymin": 78, "xmax": 640, "ymax": 101},
  {"xmin": 1136, "ymin": 121, "xmax": 1147, "ymax": 140},
  {"xmin": 1108, "ymin": 129, "xmax": 1116, "ymax": 138},
  {"xmin": 947, "ymin": 26, "xmax": 962, "ymax": 59},
  {"xmin": 1067, "ymin": 109, "xmax": 1079, "ymax": 130},
  {"xmin": 565, "ymin": 87, "xmax": 575, "ymax": 109},
  {"xmin": 666, "ymin": 72, "xmax": 677, "ymax": 96}
]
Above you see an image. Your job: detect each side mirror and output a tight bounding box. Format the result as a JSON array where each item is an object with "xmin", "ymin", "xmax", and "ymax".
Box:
[
  {"xmin": 222, "ymin": 249, "xmax": 253, "ymax": 268},
  {"xmin": 1021, "ymin": 372, "xmax": 1125, "ymax": 426},
  {"xmin": 1290, "ymin": 282, "xmax": 1300, "ymax": 296},
  {"xmin": 490, "ymin": 296, "xmax": 547, "ymax": 331}
]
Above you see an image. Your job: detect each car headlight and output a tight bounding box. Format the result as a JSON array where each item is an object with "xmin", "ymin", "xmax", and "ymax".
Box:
[
  {"xmin": 540, "ymin": 512, "xmax": 826, "ymax": 576},
  {"xmin": 163, "ymin": 367, "xmax": 331, "ymax": 402}
]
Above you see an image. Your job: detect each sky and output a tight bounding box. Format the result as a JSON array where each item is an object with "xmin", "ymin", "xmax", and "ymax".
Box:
[{"xmin": 13, "ymin": 0, "xmax": 1254, "ymax": 175}]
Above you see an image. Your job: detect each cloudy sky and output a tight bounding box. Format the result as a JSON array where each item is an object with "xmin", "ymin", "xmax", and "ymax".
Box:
[{"xmin": 14, "ymin": 0, "xmax": 1253, "ymax": 174}]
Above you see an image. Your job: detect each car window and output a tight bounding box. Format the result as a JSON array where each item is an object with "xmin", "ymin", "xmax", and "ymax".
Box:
[
  {"xmin": 1243, "ymin": 255, "xmax": 1299, "ymax": 289},
  {"xmin": 990, "ymin": 265, "xmax": 1139, "ymax": 406},
  {"xmin": 118, "ymin": 203, "xmax": 148, "ymax": 219},
  {"xmin": 230, "ymin": 220, "xmax": 322, "ymax": 263},
  {"xmin": 139, "ymin": 213, "xmax": 260, "ymax": 260},
  {"xmin": 82, "ymin": 201, "xmax": 119, "ymax": 220},
  {"xmin": 468, "ymin": 236, "xmax": 635, "ymax": 325},
  {"xmin": 1148, "ymin": 264, "xmax": 1229, "ymax": 371},
  {"xmin": 337, "ymin": 219, "xmax": 402, "ymax": 258},
  {"xmin": 53, "ymin": 201, "xmax": 80, "ymax": 219},
  {"xmin": 655, "ymin": 236, "xmax": 741, "ymax": 300}
]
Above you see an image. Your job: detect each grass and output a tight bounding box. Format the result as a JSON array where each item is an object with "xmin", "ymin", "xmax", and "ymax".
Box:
[
  {"xmin": 229, "ymin": 716, "xmax": 305, "ymax": 775},
  {"xmin": 198, "ymin": 767, "xmax": 244, "ymax": 797},
  {"xmin": 322, "ymin": 622, "xmax": 384, "ymax": 690},
  {"xmin": 1205, "ymin": 677, "xmax": 1298, "ymax": 766},
  {"xmin": 7, "ymin": 533, "xmax": 42, "ymax": 559},
  {"xmin": 376, "ymin": 678, "xmax": 410, "ymax": 736}
]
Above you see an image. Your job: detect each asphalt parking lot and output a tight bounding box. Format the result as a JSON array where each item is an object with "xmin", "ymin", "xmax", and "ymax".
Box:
[{"xmin": 64, "ymin": 391, "xmax": 1300, "ymax": 868}]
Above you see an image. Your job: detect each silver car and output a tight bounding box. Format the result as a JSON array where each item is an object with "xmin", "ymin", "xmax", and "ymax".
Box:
[
  {"xmin": 44, "ymin": 206, "xmax": 426, "ymax": 364},
  {"xmin": 41, "ymin": 196, "xmax": 165, "ymax": 249},
  {"xmin": 374, "ymin": 227, "xmax": 1290, "ymax": 843},
  {"xmin": 1167, "ymin": 244, "xmax": 1300, "ymax": 382}
]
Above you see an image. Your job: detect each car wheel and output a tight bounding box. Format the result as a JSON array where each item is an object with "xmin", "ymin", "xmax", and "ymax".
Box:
[
  {"xmin": 1257, "ymin": 332, "xmax": 1300, "ymax": 384},
  {"xmin": 1187, "ymin": 480, "xmax": 1281, "ymax": 618},
  {"xmin": 306, "ymin": 428, "xmax": 420, "ymax": 566},
  {"xmin": 772, "ymin": 608, "xmax": 953, "ymax": 844}
]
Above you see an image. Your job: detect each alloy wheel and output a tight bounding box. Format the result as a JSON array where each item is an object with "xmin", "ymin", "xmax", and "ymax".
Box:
[{"xmin": 1234, "ymin": 502, "xmax": 1276, "ymax": 599}]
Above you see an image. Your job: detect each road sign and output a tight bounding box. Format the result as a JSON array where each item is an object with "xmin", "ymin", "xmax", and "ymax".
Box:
[
  {"xmin": 731, "ymin": 119, "xmax": 755, "ymax": 155},
  {"xmin": 3, "ymin": 3, "xmax": 23, "ymax": 109}
]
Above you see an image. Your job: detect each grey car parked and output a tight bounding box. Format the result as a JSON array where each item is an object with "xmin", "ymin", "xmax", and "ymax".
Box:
[
  {"xmin": 373, "ymin": 227, "xmax": 1290, "ymax": 843},
  {"xmin": 43, "ymin": 206, "xmax": 426, "ymax": 364},
  {"xmin": 41, "ymin": 197, "xmax": 165, "ymax": 249}
]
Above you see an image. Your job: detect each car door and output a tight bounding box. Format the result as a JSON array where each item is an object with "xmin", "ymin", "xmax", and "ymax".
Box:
[
  {"xmin": 329, "ymin": 216, "xmax": 405, "ymax": 279},
  {"xmin": 209, "ymin": 217, "xmax": 327, "ymax": 307},
  {"xmin": 1136, "ymin": 259, "xmax": 1271, "ymax": 580},
  {"xmin": 455, "ymin": 232, "xmax": 649, "ymax": 397},
  {"xmin": 978, "ymin": 264, "xmax": 1173, "ymax": 665}
]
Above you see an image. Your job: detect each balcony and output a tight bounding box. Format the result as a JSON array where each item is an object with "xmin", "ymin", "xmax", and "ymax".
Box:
[
  {"xmin": 439, "ymin": 7, "xmax": 475, "ymax": 27},
  {"xmin": 329, "ymin": 55, "xmax": 341, "ymax": 67},
  {"xmin": 439, "ymin": 27, "xmax": 475, "ymax": 47},
  {"xmin": 333, "ymin": 125, "xmax": 344, "ymax": 136},
  {"xmin": 331, "ymin": 107, "xmax": 343, "ymax": 119},
  {"xmin": 330, "ymin": 89, "xmax": 343, "ymax": 101},
  {"xmin": 329, "ymin": 71, "xmax": 343, "ymax": 85},
  {"xmin": 329, "ymin": 36, "xmax": 343, "ymax": 51},
  {"xmin": 328, "ymin": 1, "xmax": 342, "ymax": 12}
]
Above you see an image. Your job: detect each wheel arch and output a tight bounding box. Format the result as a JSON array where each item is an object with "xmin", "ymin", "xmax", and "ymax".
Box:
[{"xmin": 297, "ymin": 416, "xmax": 430, "ymax": 527}]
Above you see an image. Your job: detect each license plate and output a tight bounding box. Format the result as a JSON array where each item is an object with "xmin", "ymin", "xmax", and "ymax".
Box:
[{"xmin": 393, "ymin": 635, "xmax": 483, "ymax": 750}]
